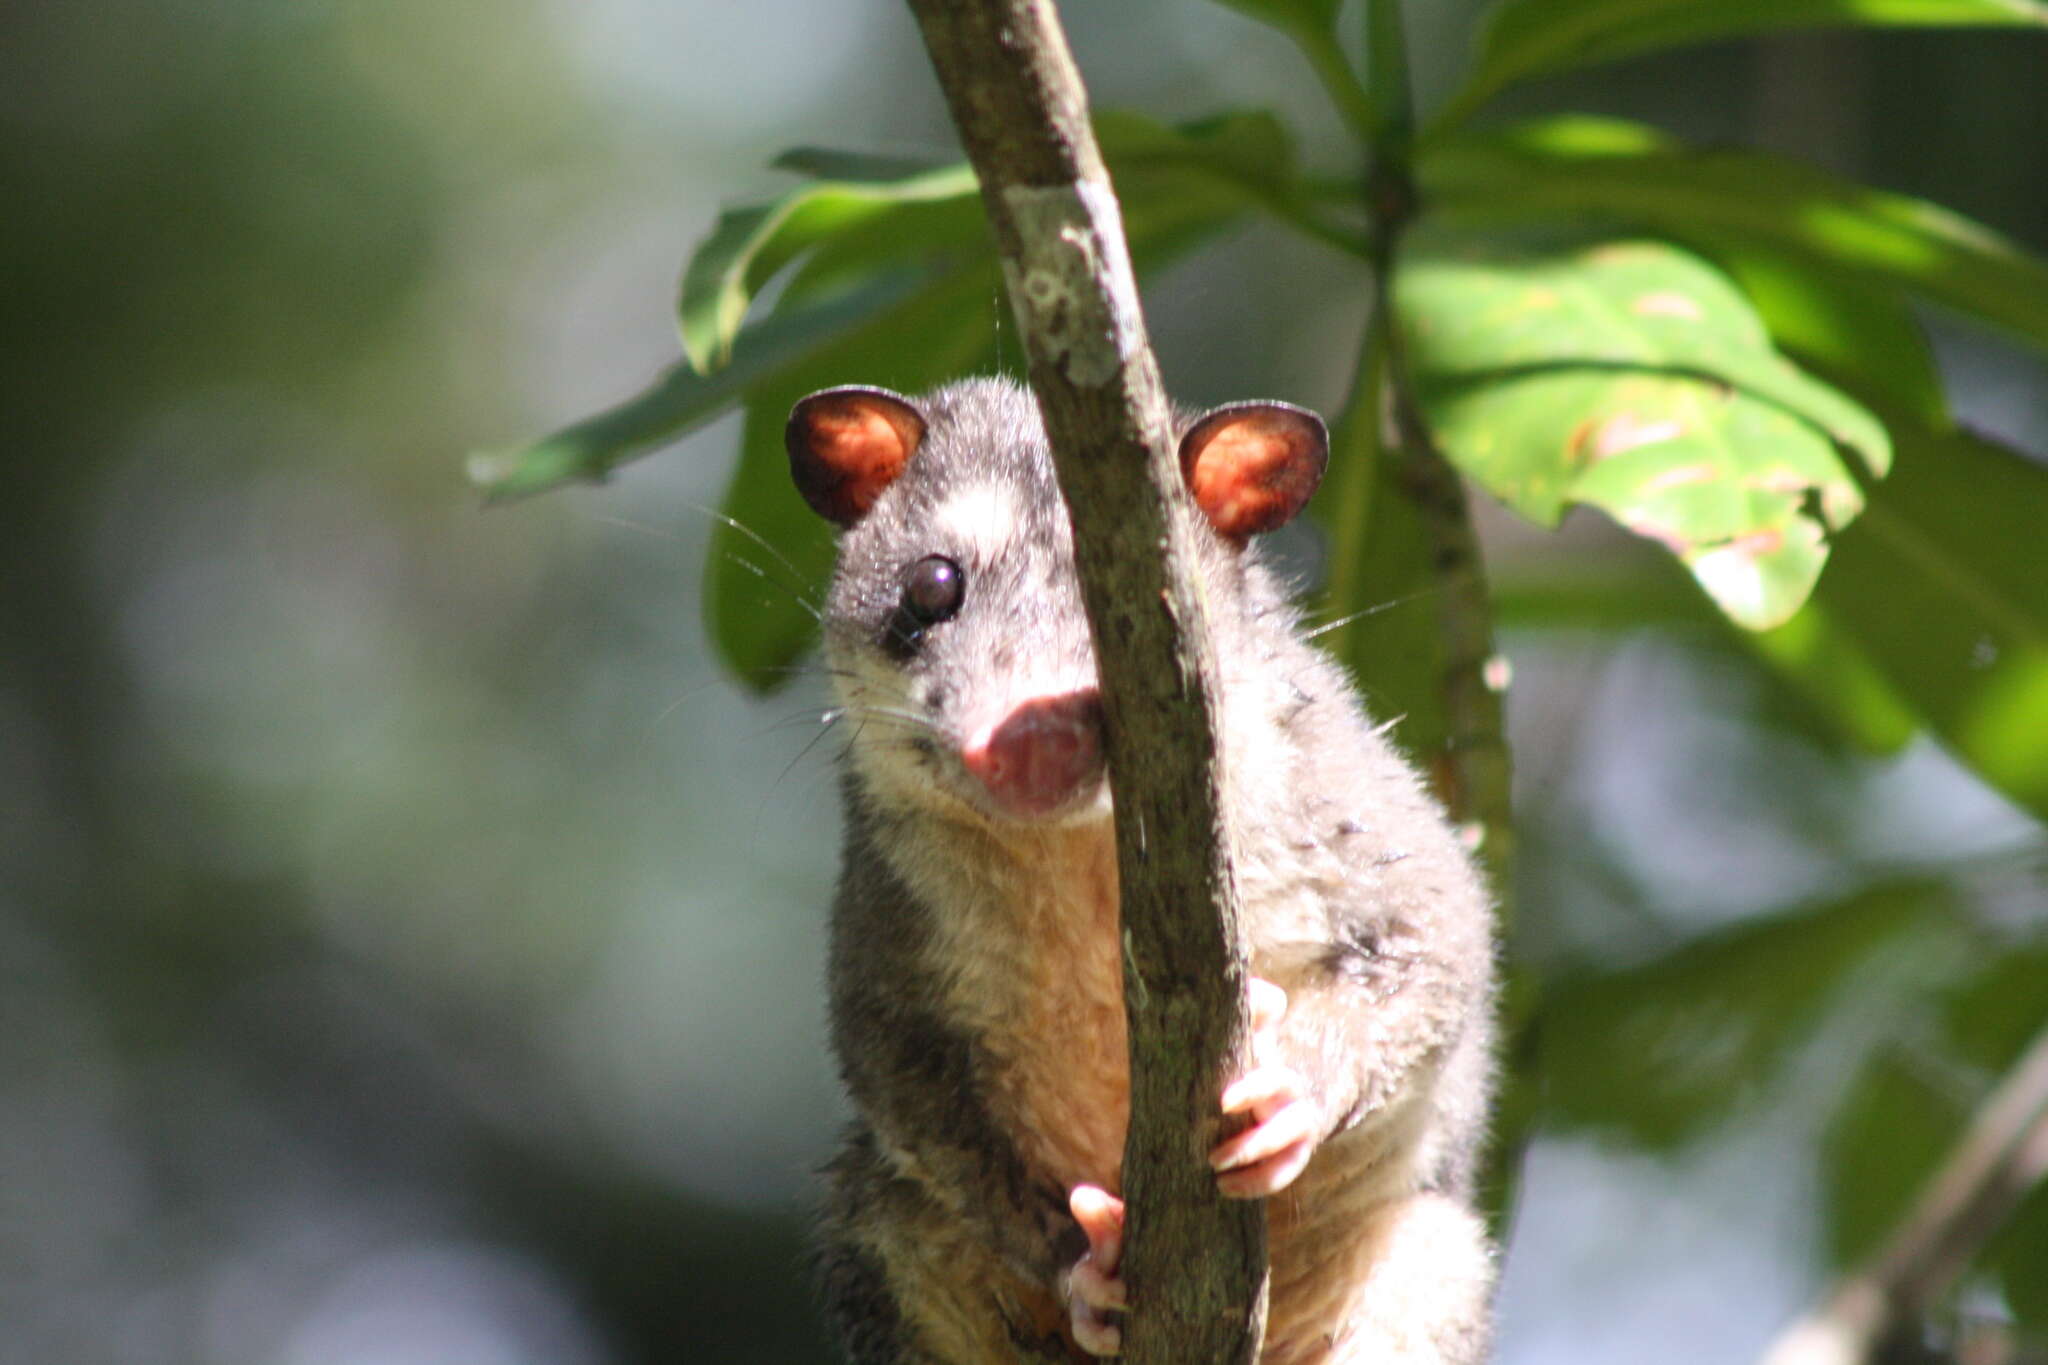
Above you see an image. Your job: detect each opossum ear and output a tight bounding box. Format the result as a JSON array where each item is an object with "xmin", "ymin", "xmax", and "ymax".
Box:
[
  {"xmin": 1179, "ymin": 401, "xmax": 1329, "ymax": 542},
  {"xmin": 787, "ymin": 386, "xmax": 928, "ymax": 527}
]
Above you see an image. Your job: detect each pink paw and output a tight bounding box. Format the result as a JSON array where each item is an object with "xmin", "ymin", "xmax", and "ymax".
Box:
[
  {"xmin": 1064, "ymin": 1184, "xmax": 1125, "ymax": 1356},
  {"xmin": 1211, "ymin": 978, "xmax": 1321, "ymax": 1199}
]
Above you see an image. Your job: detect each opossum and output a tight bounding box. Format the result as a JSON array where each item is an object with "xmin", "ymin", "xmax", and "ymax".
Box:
[{"xmin": 789, "ymin": 377, "xmax": 1496, "ymax": 1364}]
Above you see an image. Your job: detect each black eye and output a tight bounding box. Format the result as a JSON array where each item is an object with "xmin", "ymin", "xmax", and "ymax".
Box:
[{"xmin": 901, "ymin": 555, "xmax": 965, "ymax": 626}]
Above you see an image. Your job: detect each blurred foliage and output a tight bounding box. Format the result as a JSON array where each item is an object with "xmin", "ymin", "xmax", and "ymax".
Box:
[
  {"xmin": 8, "ymin": 0, "xmax": 2047, "ymax": 1362},
  {"xmin": 481, "ymin": 0, "xmax": 2048, "ymax": 823},
  {"xmin": 479, "ymin": 0, "xmax": 2048, "ymax": 1351},
  {"xmin": 1540, "ymin": 880, "xmax": 1952, "ymax": 1150}
]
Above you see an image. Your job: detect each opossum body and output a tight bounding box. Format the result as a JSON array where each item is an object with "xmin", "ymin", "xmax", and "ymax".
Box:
[{"xmin": 792, "ymin": 379, "xmax": 1497, "ymax": 1364}]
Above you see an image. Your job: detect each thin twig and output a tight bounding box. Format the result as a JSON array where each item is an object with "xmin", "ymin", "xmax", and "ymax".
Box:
[{"xmin": 1760, "ymin": 1024, "xmax": 2048, "ymax": 1365}]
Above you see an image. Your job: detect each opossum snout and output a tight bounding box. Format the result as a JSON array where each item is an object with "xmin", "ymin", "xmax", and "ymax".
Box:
[{"xmin": 961, "ymin": 689, "xmax": 1105, "ymax": 818}]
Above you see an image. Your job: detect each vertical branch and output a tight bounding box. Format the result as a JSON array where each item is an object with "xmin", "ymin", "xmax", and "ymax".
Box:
[
  {"xmin": 1360, "ymin": 0, "xmax": 1514, "ymax": 877},
  {"xmin": 901, "ymin": 2, "xmax": 1267, "ymax": 1362},
  {"xmin": 1363, "ymin": 0, "xmax": 1416, "ymax": 184},
  {"xmin": 1377, "ymin": 318, "xmax": 1516, "ymax": 873}
]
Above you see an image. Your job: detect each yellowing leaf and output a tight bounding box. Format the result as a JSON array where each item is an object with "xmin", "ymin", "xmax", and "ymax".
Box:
[{"xmin": 1399, "ymin": 240, "xmax": 1889, "ymax": 628}]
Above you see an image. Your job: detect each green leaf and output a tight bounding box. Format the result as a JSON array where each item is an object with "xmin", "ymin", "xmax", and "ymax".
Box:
[
  {"xmin": 1494, "ymin": 555, "xmax": 1919, "ymax": 754},
  {"xmin": 1542, "ymin": 882, "xmax": 1948, "ymax": 1150},
  {"xmin": 770, "ymin": 146, "xmax": 958, "ymax": 181},
  {"xmin": 1492, "ymin": 560, "xmax": 1715, "ymax": 631},
  {"xmin": 1713, "ymin": 255, "xmax": 2048, "ymax": 778},
  {"xmin": 1942, "ymin": 946, "xmax": 2048, "ymax": 1321},
  {"xmin": 1712, "ymin": 246, "xmax": 1947, "ymax": 429},
  {"xmin": 1944, "ymin": 944, "xmax": 2048, "ymax": 1075},
  {"xmin": 1098, "ymin": 108, "xmax": 1299, "ymax": 197},
  {"xmin": 1201, "ymin": 0, "xmax": 1344, "ymax": 37},
  {"xmin": 678, "ymin": 104, "xmax": 1332, "ymax": 379},
  {"xmin": 1993, "ymin": 1183, "xmax": 2048, "ymax": 1327},
  {"xmin": 1446, "ymin": 0, "xmax": 2048, "ymax": 124},
  {"xmin": 1399, "ymin": 239, "xmax": 1888, "ymax": 628},
  {"xmin": 1422, "ymin": 117, "xmax": 2048, "ymax": 355},
  {"xmin": 1747, "ymin": 602, "xmax": 1920, "ymax": 755},
  {"xmin": 678, "ymin": 161, "xmax": 981, "ymax": 374},
  {"xmin": 1816, "ymin": 422, "xmax": 2048, "ymax": 822},
  {"xmin": 1822, "ymin": 1048, "xmax": 1964, "ymax": 1266},
  {"xmin": 466, "ymin": 271, "xmax": 926, "ymax": 501},
  {"xmin": 683, "ymin": 109, "xmax": 1322, "ymax": 383},
  {"xmin": 1823, "ymin": 939, "xmax": 2048, "ymax": 1291},
  {"xmin": 1098, "ymin": 109, "xmax": 1365, "ymax": 257}
]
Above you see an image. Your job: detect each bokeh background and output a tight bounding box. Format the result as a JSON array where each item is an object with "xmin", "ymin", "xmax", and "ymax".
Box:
[{"xmin": 5, "ymin": 3, "xmax": 2044, "ymax": 1362}]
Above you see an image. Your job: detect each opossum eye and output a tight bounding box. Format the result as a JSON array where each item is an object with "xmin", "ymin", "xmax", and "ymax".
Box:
[{"xmin": 901, "ymin": 555, "xmax": 965, "ymax": 626}]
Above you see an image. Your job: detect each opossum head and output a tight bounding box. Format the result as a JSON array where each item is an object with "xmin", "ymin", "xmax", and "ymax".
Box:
[{"xmin": 788, "ymin": 376, "xmax": 1326, "ymax": 829}]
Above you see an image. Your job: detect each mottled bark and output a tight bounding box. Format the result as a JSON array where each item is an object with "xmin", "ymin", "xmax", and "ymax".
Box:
[{"xmin": 900, "ymin": 3, "xmax": 1267, "ymax": 1362}]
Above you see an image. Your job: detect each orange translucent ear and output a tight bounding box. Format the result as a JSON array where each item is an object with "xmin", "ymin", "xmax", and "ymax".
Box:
[
  {"xmin": 1179, "ymin": 401, "xmax": 1329, "ymax": 542},
  {"xmin": 787, "ymin": 386, "xmax": 928, "ymax": 526}
]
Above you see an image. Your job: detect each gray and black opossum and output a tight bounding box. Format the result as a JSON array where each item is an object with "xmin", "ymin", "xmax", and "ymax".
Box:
[{"xmin": 788, "ymin": 377, "xmax": 1496, "ymax": 1364}]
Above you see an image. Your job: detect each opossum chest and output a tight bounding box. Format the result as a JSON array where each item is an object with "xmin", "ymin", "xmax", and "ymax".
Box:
[{"xmin": 933, "ymin": 822, "xmax": 1129, "ymax": 1198}]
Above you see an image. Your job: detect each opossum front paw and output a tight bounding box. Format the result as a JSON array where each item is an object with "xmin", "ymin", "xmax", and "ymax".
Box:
[
  {"xmin": 1064, "ymin": 1183, "xmax": 1126, "ymax": 1356},
  {"xmin": 1212, "ymin": 977, "xmax": 1321, "ymax": 1199}
]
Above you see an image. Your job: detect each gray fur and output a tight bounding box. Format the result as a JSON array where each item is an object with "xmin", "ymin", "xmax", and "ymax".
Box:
[{"xmin": 808, "ymin": 377, "xmax": 1498, "ymax": 1363}]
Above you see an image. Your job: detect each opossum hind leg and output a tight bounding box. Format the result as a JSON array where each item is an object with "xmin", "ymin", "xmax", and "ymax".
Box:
[{"xmin": 820, "ymin": 1133, "xmax": 1082, "ymax": 1364}]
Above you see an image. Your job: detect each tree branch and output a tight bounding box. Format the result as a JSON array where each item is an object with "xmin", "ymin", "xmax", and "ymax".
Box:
[
  {"xmin": 900, "ymin": 2, "xmax": 1267, "ymax": 1363},
  {"xmin": 1359, "ymin": 0, "xmax": 1514, "ymax": 877},
  {"xmin": 1760, "ymin": 1024, "xmax": 2048, "ymax": 1365}
]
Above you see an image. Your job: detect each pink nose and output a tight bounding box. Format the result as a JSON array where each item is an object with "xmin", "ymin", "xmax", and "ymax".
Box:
[{"xmin": 961, "ymin": 690, "xmax": 1105, "ymax": 816}]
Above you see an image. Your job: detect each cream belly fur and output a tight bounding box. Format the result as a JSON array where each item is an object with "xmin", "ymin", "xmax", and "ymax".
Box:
[{"xmin": 928, "ymin": 816, "xmax": 1488, "ymax": 1364}]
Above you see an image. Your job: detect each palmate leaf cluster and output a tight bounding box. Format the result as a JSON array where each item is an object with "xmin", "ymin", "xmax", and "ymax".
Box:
[{"xmin": 474, "ymin": 0, "xmax": 2048, "ymax": 1332}]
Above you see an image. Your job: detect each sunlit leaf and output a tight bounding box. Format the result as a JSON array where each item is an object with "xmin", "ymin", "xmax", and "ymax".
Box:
[
  {"xmin": 678, "ymin": 162, "xmax": 981, "ymax": 374},
  {"xmin": 1398, "ymin": 240, "xmax": 1888, "ymax": 628},
  {"xmin": 1713, "ymin": 246, "xmax": 1947, "ymax": 429},
  {"xmin": 1542, "ymin": 882, "xmax": 1951, "ymax": 1149},
  {"xmin": 1816, "ymin": 422, "xmax": 2048, "ymax": 821},
  {"xmin": 1445, "ymin": 0, "xmax": 2048, "ymax": 124},
  {"xmin": 1720, "ymin": 259, "xmax": 2048, "ymax": 797},
  {"xmin": 1422, "ymin": 117, "xmax": 2048, "ymax": 355}
]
